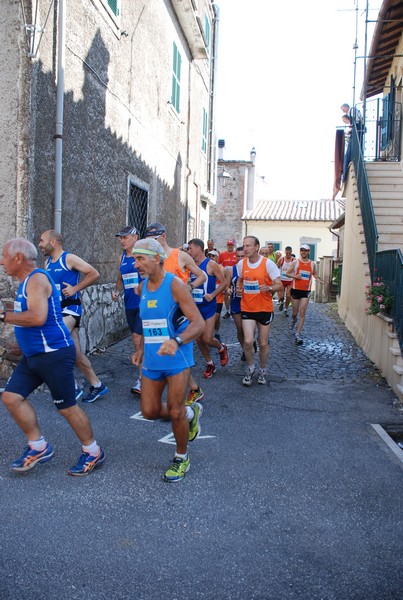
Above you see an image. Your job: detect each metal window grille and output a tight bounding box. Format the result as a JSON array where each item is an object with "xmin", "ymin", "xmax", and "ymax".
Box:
[{"xmin": 128, "ymin": 182, "xmax": 148, "ymax": 238}]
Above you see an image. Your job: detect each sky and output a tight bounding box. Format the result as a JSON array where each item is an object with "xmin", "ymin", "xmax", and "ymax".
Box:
[{"xmin": 214, "ymin": 0, "xmax": 383, "ymax": 200}]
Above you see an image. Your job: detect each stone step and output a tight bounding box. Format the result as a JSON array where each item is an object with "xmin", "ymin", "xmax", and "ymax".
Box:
[
  {"xmin": 378, "ymin": 241, "xmax": 403, "ymax": 251},
  {"xmin": 371, "ymin": 191, "xmax": 403, "ymax": 200},
  {"xmin": 396, "ymin": 383, "xmax": 403, "ymax": 402},
  {"xmin": 373, "ymin": 207, "xmax": 403, "ymax": 216},
  {"xmin": 365, "ymin": 161, "xmax": 402, "ymax": 172},
  {"xmin": 393, "ymin": 364, "xmax": 403, "ymax": 376},
  {"xmin": 375, "ymin": 216, "xmax": 403, "ymax": 226},
  {"xmin": 372, "ymin": 199, "xmax": 403, "ymax": 208}
]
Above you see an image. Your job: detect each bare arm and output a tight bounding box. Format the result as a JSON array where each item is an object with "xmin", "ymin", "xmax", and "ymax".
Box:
[
  {"xmin": 112, "ymin": 257, "xmax": 124, "ymax": 301},
  {"xmin": 4, "ymin": 273, "xmax": 51, "ymax": 327},
  {"xmin": 179, "ymin": 251, "xmax": 207, "ymax": 288},
  {"xmin": 204, "ymin": 261, "xmax": 227, "ymax": 302},
  {"xmin": 286, "ymin": 259, "xmax": 299, "ymax": 279},
  {"xmin": 63, "ymin": 253, "xmax": 100, "ymax": 297}
]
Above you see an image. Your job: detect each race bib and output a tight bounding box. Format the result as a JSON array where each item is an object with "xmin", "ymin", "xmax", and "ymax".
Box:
[
  {"xmin": 122, "ymin": 272, "xmax": 139, "ymax": 289},
  {"xmin": 299, "ymin": 270, "xmax": 310, "ymax": 280},
  {"xmin": 14, "ymin": 301, "xmax": 22, "ymax": 312},
  {"xmin": 244, "ymin": 280, "xmax": 260, "ymax": 294},
  {"xmin": 192, "ymin": 288, "xmax": 204, "ymax": 303},
  {"xmin": 143, "ymin": 319, "xmax": 169, "ymax": 344}
]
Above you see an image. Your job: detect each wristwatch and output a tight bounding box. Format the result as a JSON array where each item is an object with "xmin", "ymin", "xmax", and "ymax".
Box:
[
  {"xmin": 0, "ymin": 311, "xmax": 6, "ymax": 322},
  {"xmin": 173, "ymin": 336, "xmax": 183, "ymax": 346}
]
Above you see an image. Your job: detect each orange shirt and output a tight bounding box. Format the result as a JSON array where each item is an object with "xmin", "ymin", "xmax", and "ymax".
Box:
[
  {"xmin": 239, "ymin": 257, "xmax": 274, "ymax": 312},
  {"xmin": 218, "ymin": 250, "xmax": 238, "ymax": 268},
  {"xmin": 292, "ymin": 259, "xmax": 314, "ymax": 291},
  {"xmin": 164, "ymin": 248, "xmax": 189, "ymax": 283}
]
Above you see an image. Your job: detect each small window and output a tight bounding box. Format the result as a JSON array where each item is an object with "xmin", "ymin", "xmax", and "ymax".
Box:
[
  {"xmin": 128, "ymin": 181, "xmax": 148, "ymax": 238},
  {"xmin": 171, "ymin": 42, "xmax": 182, "ymax": 113},
  {"xmin": 202, "ymin": 108, "xmax": 208, "ymax": 153},
  {"xmin": 107, "ymin": 0, "xmax": 119, "ymax": 16}
]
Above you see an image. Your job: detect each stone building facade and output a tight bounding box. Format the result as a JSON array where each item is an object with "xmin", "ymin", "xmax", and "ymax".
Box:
[{"xmin": 0, "ymin": 0, "xmax": 218, "ymax": 370}]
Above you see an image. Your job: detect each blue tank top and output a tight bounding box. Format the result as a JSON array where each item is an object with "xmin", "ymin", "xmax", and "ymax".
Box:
[
  {"xmin": 189, "ymin": 258, "xmax": 217, "ymax": 310},
  {"xmin": 119, "ymin": 253, "xmax": 142, "ymax": 310},
  {"xmin": 45, "ymin": 251, "xmax": 82, "ymax": 317},
  {"xmin": 140, "ymin": 272, "xmax": 194, "ymax": 371},
  {"xmin": 14, "ymin": 269, "xmax": 74, "ymax": 357}
]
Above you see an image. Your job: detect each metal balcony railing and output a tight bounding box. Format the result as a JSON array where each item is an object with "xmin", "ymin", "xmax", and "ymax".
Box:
[
  {"xmin": 350, "ymin": 121, "xmax": 403, "ymax": 352},
  {"xmin": 360, "ymin": 98, "xmax": 402, "ymax": 162}
]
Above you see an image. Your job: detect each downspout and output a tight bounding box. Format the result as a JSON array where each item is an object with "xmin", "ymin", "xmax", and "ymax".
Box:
[
  {"xmin": 208, "ymin": 4, "xmax": 220, "ymax": 195},
  {"xmin": 54, "ymin": 0, "xmax": 66, "ymax": 232}
]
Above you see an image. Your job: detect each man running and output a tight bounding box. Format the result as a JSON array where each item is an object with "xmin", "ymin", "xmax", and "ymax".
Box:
[
  {"xmin": 276, "ymin": 245, "xmax": 294, "ymax": 315},
  {"xmin": 131, "ymin": 238, "xmax": 205, "ymax": 483},
  {"xmin": 144, "ymin": 222, "xmax": 206, "ymax": 404},
  {"xmin": 112, "ymin": 225, "xmax": 143, "ymax": 394},
  {"xmin": 218, "ymin": 238, "xmax": 238, "ymax": 319},
  {"xmin": 236, "ymin": 236, "xmax": 282, "ymax": 386},
  {"xmin": 38, "ymin": 230, "xmax": 108, "ymax": 403},
  {"xmin": 229, "ymin": 246, "xmax": 246, "ymax": 358},
  {"xmin": 187, "ymin": 238, "xmax": 229, "ymax": 378},
  {"xmin": 286, "ymin": 244, "xmax": 322, "ymax": 344},
  {"xmin": 0, "ymin": 238, "xmax": 105, "ymax": 476}
]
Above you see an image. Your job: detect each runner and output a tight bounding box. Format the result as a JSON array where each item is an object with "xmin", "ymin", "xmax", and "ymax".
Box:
[
  {"xmin": 0, "ymin": 238, "xmax": 105, "ymax": 476},
  {"xmin": 276, "ymin": 245, "xmax": 294, "ymax": 316},
  {"xmin": 131, "ymin": 238, "xmax": 204, "ymax": 483},
  {"xmin": 236, "ymin": 236, "xmax": 282, "ymax": 386}
]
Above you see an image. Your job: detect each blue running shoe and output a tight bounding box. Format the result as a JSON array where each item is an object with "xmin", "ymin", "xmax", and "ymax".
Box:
[
  {"xmin": 67, "ymin": 448, "xmax": 105, "ymax": 476},
  {"xmin": 82, "ymin": 383, "xmax": 108, "ymax": 403},
  {"xmin": 12, "ymin": 442, "xmax": 55, "ymax": 472}
]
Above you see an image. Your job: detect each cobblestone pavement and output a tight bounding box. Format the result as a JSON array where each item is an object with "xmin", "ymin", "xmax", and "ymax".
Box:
[{"xmin": 91, "ymin": 299, "xmax": 385, "ymax": 389}]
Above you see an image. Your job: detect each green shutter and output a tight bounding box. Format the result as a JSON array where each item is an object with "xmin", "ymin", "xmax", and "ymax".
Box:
[
  {"xmin": 107, "ymin": 0, "xmax": 119, "ymax": 16},
  {"xmin": 171, "ymin": 43, "xmax": 181, "ymax": 113}
]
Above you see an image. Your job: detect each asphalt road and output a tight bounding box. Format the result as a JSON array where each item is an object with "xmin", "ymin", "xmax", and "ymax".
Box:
[{"xmin": 0, "ymin": 302, "xmax": 402, "ymax": 600}]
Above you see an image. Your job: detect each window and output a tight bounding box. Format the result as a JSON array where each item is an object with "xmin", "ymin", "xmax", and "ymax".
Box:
[
  {"xmin": 204, "ymin": 16, "xmax": 211, "ymax": 58},
  {"xmin": 107, "ymin": 0, "xmax": 119, "ymax": 16},
  {"xmin": 202, "ymin": 108, "xmax": 208, "ymax": 153},
  {"xmin": 128, "ymin": 180, "xmax": 148, "ymax": 238},
  {"xmin": 171, "ymin": 42, "xmax": 182, "ymax": 113}
]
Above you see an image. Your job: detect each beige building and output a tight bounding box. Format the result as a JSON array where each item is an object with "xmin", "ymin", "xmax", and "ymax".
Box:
[
  {"xmin": 336, "ymin": 0, "xmax": 403, "ymax": 400},
  {"xmin": 0, "ymin": 0, "xmax": 218, "ymax": 356},
  {"xmin": 242, "ymin": 199, "xmax": 343, "ymax": 263}
]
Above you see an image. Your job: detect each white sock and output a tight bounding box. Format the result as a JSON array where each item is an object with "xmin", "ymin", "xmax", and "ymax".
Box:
[
  {"xmin": 82, "ymin": 441, "xmax": 100, "ymax": 456},
  {"xmin": 186, "ymin": 406, "xmax": 194, "ymax": 421},
  {"xmin": 175, "ymin": 453, "xmax": 188, "ymax": 460},
  {"xmin": 28, "ymin": 436, "xmax": 47, "ymax": 451}
]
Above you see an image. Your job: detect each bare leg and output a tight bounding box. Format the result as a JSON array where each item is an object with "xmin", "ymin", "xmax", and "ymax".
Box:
[
  {"xmin": 296, "ymin": 297, "xmax": 310, "ymax": 335},
  {"xmin": 2, "ymin": 392, "xmax": 41, "ymax": 441},
  {"xmin": 64, "ymin": 317, "xmax": 100, "ymax": 386},
  {"xmin": 241, "ymin": 319, "xmax": 257, "ymax": 368},
  {"xmin": 59, "ymin": 404, "xmax": 95, "ymax": 446},
  {"xmin": 197, "ymin": 315, "xmax": 222, "ymax": 362},
  {"xmin": 256, "ymin": 322, "xmax": 271, "ymax": 369}
]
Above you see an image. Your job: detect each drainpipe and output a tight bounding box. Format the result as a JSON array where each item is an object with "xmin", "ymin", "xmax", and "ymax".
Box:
[
  {"xmin": 54, "ymin": 0, "xmax": 66, "ymax": 232},
  {"xmin": 208, "ymin": 4, "xmax": 220, "ymax": 196}
]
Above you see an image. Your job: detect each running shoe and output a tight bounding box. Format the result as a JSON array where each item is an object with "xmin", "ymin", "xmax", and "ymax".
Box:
[
  {"xmin": 295, "ymin": 333, "xmax": 303, "ymax": 345},
  {"xmin": 12, "ymin": 442, "xmax": 55, "ymax": 472},
  {"xmin": 219, "ymin": 344, "xmax": 229, "ymax": 367},
  {"xmin": 278, "ymin": 302, "xmax": 284, "ymax": 312},
  {"xmin": 203, "ymin": 363, "xmax": 216, "ymax": 378},
  {"xmin": 131, "ymin": 378, "xmax": 141, "ymax": 395},
  {"xmin": 289, "ymin": 318, "xmax": 297, "ymax": 330},
  {"xmin": 185, "ymin": 386, "xmax": 204, "ymax": 405},
  {"xmin": 284, "ymin": 309, "xmax": 288, "ymax": 317},
  {"xmin": 75, "ymin": 384, "xmax": 83, "ymax": 401},
  {"xmin": 222, "ymin": 312, "xmax": 231, "ymax": 320},
  {"xmin": 68, "ymin": 448, "xmax": 106, "ymax": 476},
  {"xmin": 163, "ymin": 455, "xmax": 190, "ymax": 483},
  {"xmin": 82, "ymin": 382, "xmax": 108, "ymax": 403},
  {"xmin": 242, "ymin": 365, "xmax": 255, "ymax": 386},
  {"xmin": 188, "ymin": 402, "xmax": 203, "ymax": 442},
  {"xmin": 257, "ymin": 369, "xmax": 267, "ymax": 385}
]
